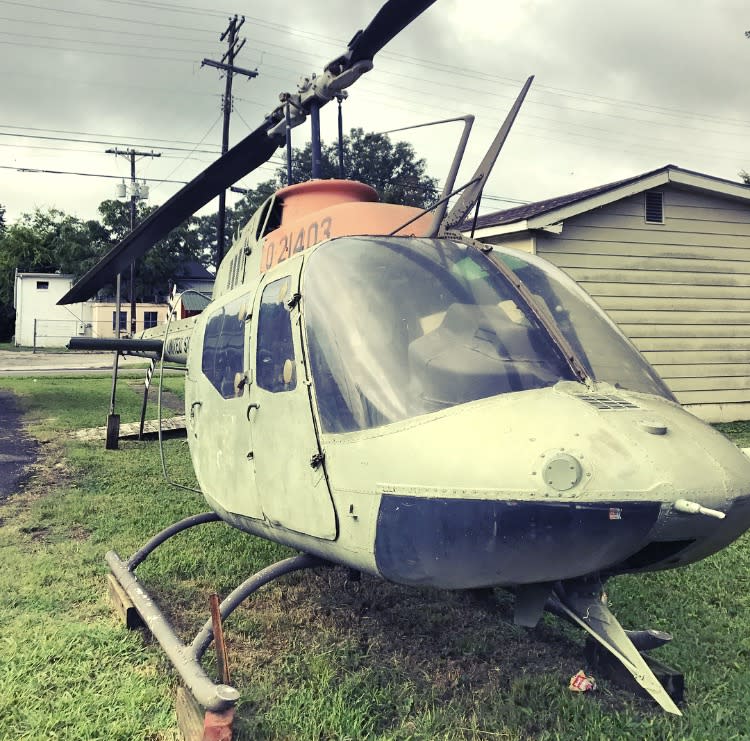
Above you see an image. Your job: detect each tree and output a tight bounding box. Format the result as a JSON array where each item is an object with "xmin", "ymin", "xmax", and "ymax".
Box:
[
  {"xmin": 0, "ymin": 208, "xmax": 104, "ymax": 340},
  {"xmin": 741, "ymin": 171, "xmax": 750, "ymax": 185},
  {"xmin": 283, "ymin": 128, "xmax": 438, "ymax": 208},
  {"xmin": 187, "ymin": 129, "xmax": 438, "ymax": 264},
  {"xmin": 0, "ymin": 128, "xmax": 437, "ymax": 339},
  {"xmin": 0, "ymin": 201, "xmax": 213, "ymax": 341},
  {"xmin": 95, "ymin": 199, "xmax": 209, "ymax": 302},
  {"xmin": 194, "ymin": 179, "xmax": 278, "ymax": 269}
]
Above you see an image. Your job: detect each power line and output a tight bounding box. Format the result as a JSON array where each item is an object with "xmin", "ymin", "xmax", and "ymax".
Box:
[
  {"xmin": 0, "ymin": 123, "xmax": 223, "ymax": 148},
  {"xmin": 0, "ymin": 38, "xmax": 201, "ymax": 62},
  {"xmin": 95, "ymin": 0, "xmax": 229, "ymax": 19},
  {"xmin": 154, "ymin": 114, "xmax": 223, "ymax": 195},
  {"xmin": 2, "ymin": 64, "xmax": 223, "ymax": 99},
  {"xmin": 0, "ymin": 130, "xmax": 221, "ymax": 154},
  {"xmin": 0, "ymin": 0, "xmax": 214, "ymax": 33},
  {"xmin": 0, "ymin": 14, "xmax": 208, "ymax": 42},
  {"xmin": 0, "ymin": 30, "xmax": 206, "ymax": 56},
  {"xmin": 4, "ymin": 0, "xmax": 746, "ymax": 133},
  {"xmin": 0, "ymin": 163, "xmax": 186, "ymax": 184}
]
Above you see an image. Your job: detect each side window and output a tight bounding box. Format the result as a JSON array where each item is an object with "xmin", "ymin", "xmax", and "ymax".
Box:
[
  {"xmin": 201, "ymin": 296, "xmax": 247, "ymax": 399},
  {"xmin": 256, "ymin": 276, "xmax": 297, "ymax": 393}
]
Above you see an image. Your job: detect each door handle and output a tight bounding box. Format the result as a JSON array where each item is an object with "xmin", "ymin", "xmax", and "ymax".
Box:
[
  {"xmin": 190, "ymin": 401, "xmax": 202, "ymax": 419},
  {"xmin": 246, "ymin": 402, "xmax": 260, "ymax": 420}
]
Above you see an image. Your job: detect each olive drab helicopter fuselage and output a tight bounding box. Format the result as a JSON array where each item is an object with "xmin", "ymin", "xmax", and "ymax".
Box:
[
  {"xmin": 182, "ymin": 178, "xmax": 750, "ymax": 594},
  {"xmin": 58, "ymin": 0, "xmax": 750, "ymax": 722}
]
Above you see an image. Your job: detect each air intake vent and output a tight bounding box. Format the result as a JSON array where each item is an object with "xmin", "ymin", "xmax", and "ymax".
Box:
[
  {"xmin": 645, "ymin": 191, "xmax": 664, "ymax": 223},
  {"xmin": 575, "ymin": 393, "xmax": 640, "ymax": 411}
]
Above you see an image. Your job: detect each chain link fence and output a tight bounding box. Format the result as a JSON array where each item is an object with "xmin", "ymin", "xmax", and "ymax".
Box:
[{"xmin": 27, "ymin": 318, "xmax": 159, "ymax": 351}]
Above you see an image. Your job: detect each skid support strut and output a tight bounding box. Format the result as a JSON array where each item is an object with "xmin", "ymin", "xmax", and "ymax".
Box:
[
  {"xmin": 548, "ymin": 578, "xmax": 682, "ymax": 715},
  {"xmin": 106, "ymin": 512, "xmax": 327, "ymax": 723}
]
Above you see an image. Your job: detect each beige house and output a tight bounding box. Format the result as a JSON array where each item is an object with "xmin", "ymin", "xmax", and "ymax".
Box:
[
  {"xmin": 466, "ymin": 165, "xmax": 750, "ymax": 423},
  {"xmin": 88, "ymin": 301, "xmax": 169, "ymax": 339}
]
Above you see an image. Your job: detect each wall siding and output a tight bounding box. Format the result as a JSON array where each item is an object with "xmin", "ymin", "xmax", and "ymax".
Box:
[{"xmin": 535, "ymin": 186, "xmax": 750, "ymax": 422}]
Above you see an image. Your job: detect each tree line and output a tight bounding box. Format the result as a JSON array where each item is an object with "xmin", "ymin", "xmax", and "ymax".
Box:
[{"xmin": 0, "ymin": 129, "xmax": 437, "ymax": 342}]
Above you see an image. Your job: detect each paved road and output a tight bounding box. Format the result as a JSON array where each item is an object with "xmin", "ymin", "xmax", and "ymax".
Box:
[
  {"xmin": 0, "ymin": 349, "xmax": 117, "ymax": 376},
  {"xmin": 0, "ymin": 389, "xmax": 38, "ymax": 500}
]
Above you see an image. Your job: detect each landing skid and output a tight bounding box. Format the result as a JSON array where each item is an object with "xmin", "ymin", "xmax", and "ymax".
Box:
[
  {"xmin": 547, "ymin": 579, "xmax": 683, "ymax": 715},
  {"xmin": 108, "ymin": 515, "xmax": 684, "ymax": 738},
  {"xmin": 106, "ymin": 512, "xmax": 328, "ymax": 738}
]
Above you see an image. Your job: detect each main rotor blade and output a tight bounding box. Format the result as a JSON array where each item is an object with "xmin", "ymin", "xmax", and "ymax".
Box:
[
  {"xmin": 59, "ymin": 0, "xmax": 437, "ymax": 306},
  {"xmin": 59, "ymin": 125, "xmax": 280, "ymax": 305},
  {"xmin": 442, "ymin": 76, "xmax": 534, "ymax": 233},
  {"xmin": 347, "ymin": 0, "xmax": 438, "ymax": 63}
]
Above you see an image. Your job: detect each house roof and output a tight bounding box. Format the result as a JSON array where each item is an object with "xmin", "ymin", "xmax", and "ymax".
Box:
[
  {"xmin": 16, "ymin": 272, "xmax": 74, "ymax": 279},
  {"xmin": 172, "ymin": 260, "xmax": 214, "ymax": 281},
  {"xmin": 465, "ymin": 164, "xmax": 750, "ymax": 237},
  {"xmin": 181, "ymin": 292, "xmax": 211, "ymax": 312}
]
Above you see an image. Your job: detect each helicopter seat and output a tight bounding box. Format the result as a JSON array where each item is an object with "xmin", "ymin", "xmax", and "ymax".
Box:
[{"xmin": 408, "ymin": 302, "xmax": 555, "ymax": 407}]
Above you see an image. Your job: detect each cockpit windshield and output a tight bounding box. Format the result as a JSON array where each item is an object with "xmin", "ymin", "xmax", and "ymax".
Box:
[
  {"xmin": 487, "ymin": 247, "xmax": 674, "ymax": 402},
  {"xmin": 303, "ymin": 237, "xmax": 578, "ymax": 433}
]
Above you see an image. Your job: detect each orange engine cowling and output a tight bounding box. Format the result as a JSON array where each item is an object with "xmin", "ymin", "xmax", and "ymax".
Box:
[{"xmin": 260, "ymin": 179, "xmax": 434, "ymax": 272}]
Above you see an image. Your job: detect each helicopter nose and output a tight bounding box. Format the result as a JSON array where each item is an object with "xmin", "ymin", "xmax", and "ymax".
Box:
[
  {"xmin": 373, "ymin": 493, "xmax": 663, "ymax": 589},
  {"xmin": 331, "ymin": 386, "xmax": 750, "ymax": 589}
]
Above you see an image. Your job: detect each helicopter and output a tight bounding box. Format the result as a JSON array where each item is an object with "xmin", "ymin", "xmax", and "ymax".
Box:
[{"xmin": 59, "ymin": 0, "xmax": 750, "ymax": 726}]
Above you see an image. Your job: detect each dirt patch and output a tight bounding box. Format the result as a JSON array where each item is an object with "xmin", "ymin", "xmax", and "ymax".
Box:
[
  {"xmin": 0, "ymin": 390, "xmax": 39, "ymax": 500},
  {"xmin": 125, "ymin": 380, "xmax": 183, "ymax": 413},
  {"xmin": 152, "ymin": 563, "xmax": 656, "ymax": 720},
  {"xmin": 18, "ymin": 524, "xmax": 51, "ymax": 541},
  {"xmin": 69, "ymin": 524, "xmax": 92, "ymax": 540}
]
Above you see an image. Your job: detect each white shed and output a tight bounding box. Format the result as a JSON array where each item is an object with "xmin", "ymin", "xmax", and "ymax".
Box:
[
  {"xmin": 466, "ymin": 165, "xmax": 750, "ymax": 423},
  {"xmin": 13, "ymin": 272, "xmax": 90, "ymax": 348}
]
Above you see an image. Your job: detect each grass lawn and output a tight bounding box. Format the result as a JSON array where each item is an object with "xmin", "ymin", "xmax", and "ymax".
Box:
[
  {"xmin": 1, "ymin": 375, "xmax": 750, "ymax": 740},
  {"xmin": 0, "ymin": 342, "xmax": 69, "ymax": 353},
  {"xmin": 0, "ymin": 342, "xmax": 34, "ymax": 352}
]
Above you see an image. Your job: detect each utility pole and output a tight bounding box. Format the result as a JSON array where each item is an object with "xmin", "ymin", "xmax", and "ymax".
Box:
[
  {"xmin": 202, "ymin": 15, "xmax": 258, "ymax": 269},
  {"xmin": 103, "ymin": 146, "xmax": 160, "ymax": 450},
  {"xmin": 106, "ymin": 148, "xmax": 161, "ymax": 335}
]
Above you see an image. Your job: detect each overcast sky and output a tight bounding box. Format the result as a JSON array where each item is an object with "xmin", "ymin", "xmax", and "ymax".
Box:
[{"xmin": 1, "ymin": 0, "xmax": 748, "ymax": 225}]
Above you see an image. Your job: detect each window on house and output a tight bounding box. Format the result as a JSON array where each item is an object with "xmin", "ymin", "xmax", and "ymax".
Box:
[
  {"xmin": 36, "ymin": 281, "xmax": 49, "ymax": 290},
  {"xmin": 645, "ymin": 191, "xmax": 664, "ymax": 224},
  {"xmin": 143, "ymin": 311, "xmax": 158, "ymax": 330},
  {"xmin": 112, "ymin": 311, "xmax": 127, "ymax": 332}
]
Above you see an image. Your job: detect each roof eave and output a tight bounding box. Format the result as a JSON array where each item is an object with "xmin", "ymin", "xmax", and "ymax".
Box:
[
  {"xmin": 463, "ymin": 166, "xmax": 750, "ymax": 236},
  {"xmin": 464, "ymin": 220, "xmax": 531, "ymax": 238}
]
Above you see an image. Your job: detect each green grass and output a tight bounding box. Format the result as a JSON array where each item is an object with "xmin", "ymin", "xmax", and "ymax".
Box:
[
  {"xmin": 1, "ymin": 379, "xmax": 749, "ymax": 740},
  {"xmin": 0, "ymin": 342, "xmax": 71, "ymax": 353},
  {"xmin": 715, "ymin": 421, "xmax": 750, "ymax": 449}
]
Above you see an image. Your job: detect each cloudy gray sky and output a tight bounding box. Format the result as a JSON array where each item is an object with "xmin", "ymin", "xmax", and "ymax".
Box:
[{"xmin": 1, "ymin": 0, "xmax": 748, "ymax": 225}]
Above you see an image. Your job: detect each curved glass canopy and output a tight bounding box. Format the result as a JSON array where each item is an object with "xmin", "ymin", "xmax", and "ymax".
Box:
[
  {"xmin": 303, "ymin": 237, "xmax": 671, "ymax": 434},
  {"xmin": 487, "ymin": 246, "xmax": 673, "ymax": 402}
]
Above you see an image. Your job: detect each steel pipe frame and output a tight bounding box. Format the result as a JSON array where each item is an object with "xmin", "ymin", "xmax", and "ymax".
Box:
[{"xmin": 107, "ymin": 512, "xmax": 328, "ymax": 711}]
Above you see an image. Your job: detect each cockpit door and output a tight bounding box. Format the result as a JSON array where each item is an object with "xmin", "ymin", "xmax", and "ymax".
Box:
[
  {"xmin": 247, "ymin": 260, "xmax": 337, "ymax": 540},
  {"xmin": 188, "ymin": 290, "xmax": 262, "ymax": 521}
]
